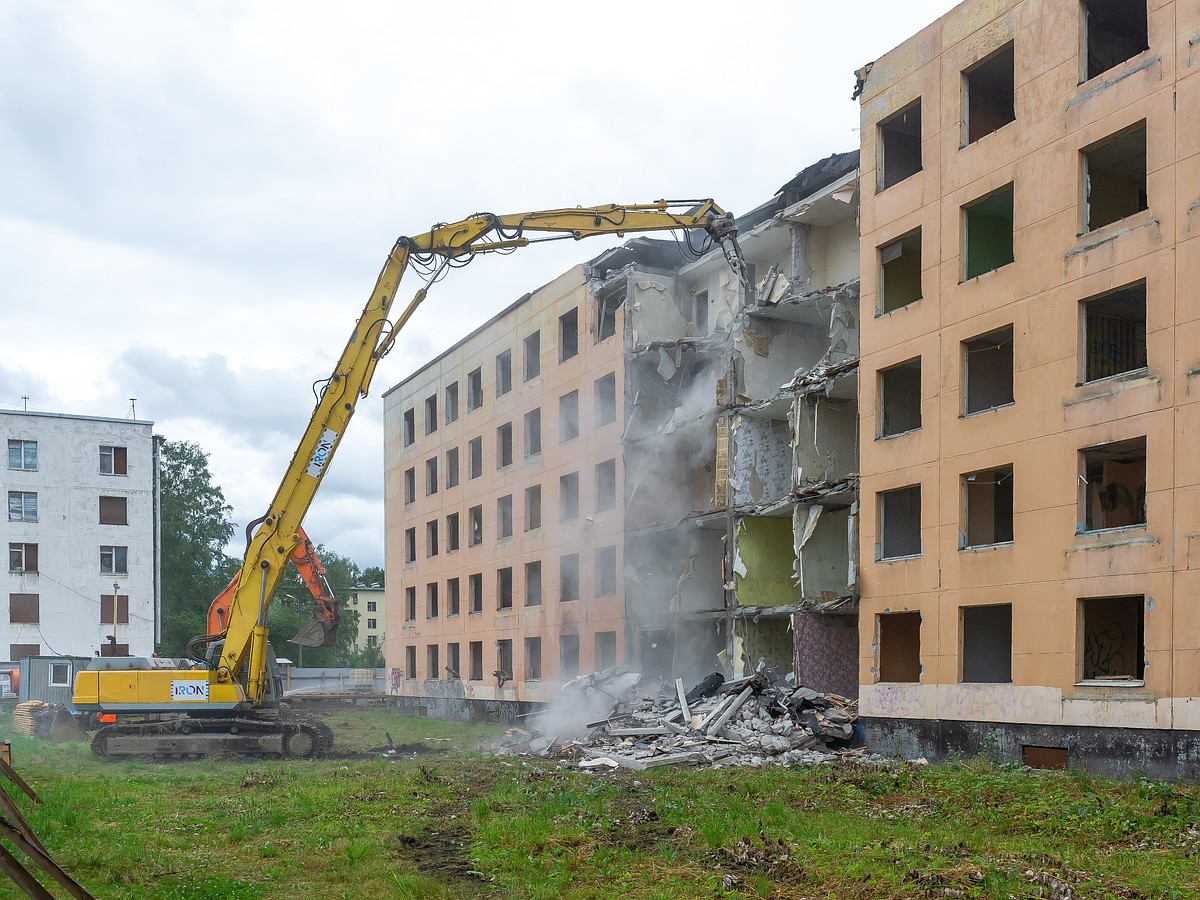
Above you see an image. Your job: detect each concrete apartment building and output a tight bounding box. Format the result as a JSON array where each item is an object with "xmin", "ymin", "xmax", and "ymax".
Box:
[
  {"xmin": 3, "ymin": 410, "xmax": 158, "ymax": 660},
  {"xmin": 856, "ymin": 0, "xmax": 1199, "ymax": 774},
  {"xmin": 383, "ymin": 155, "xmax": 863, "ymax": 716},
  {"xmin": 347, "ymin": 583, "xmax": 385, "ymax": 655}
]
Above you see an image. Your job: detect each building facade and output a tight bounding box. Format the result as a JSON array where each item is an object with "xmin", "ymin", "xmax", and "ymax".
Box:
[
  {"xmin": 347, "ymin": 583, "xmax": 385, "ymax": 654},
  {"xmin": 856, "ymin": 0, "xmax": 1199, "ymax": 774},
  {"xmin": 3, "ymin": 410, "xmax": 159, "ymax": 659}
]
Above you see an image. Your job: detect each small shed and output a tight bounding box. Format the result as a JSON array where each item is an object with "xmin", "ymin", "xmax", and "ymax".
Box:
[{"xmin": 18, "ymin": 656, "xmax": 90, "ymax": 710}]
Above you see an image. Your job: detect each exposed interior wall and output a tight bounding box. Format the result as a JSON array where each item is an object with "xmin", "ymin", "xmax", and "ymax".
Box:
[
  {"xmin": 736, "ymin": 322, "xmax": 828, "ymax": 398},
  {"xmin": 733, "ymin": 516, "xmax": 796, "ymax": 607},
  {"xmin": 792, "ymin": 397, "xmax": 858, "ymax": 486},
  {"xmin": 628, "ymin": 274, "xmax": 687, "ymax": 344},
  {"xmin": 626, "ymin": 528, "xmax": 724, "ymax": 618},
  {"xmin": 737, "ymin": 616, "xmax": 793, "ymax": 674},
  {"xmin": 796, "ymin": 506, "xmax": 853, "ymax": 600},
  {"xmin": 794, "ymin": 613, "xmax": 859, "ymax": 698},
  {"xmin": 809, "ymin": 216, "xmax": 862, "ymax": 288},
  {"xmin": 730, "ymin": 416, "xmax": 792, "ymax": 506}
]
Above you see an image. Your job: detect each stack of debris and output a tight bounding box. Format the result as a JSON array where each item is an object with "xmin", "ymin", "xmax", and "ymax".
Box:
[{"xmin": 497, "ymin": 668, "xmax": 863, "ymax": 771}]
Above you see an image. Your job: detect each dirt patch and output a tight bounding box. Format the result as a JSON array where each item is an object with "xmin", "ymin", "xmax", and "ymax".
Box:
[{"xmin": 392, "ymin": 825, "xmax": 484, "ymax": 887}]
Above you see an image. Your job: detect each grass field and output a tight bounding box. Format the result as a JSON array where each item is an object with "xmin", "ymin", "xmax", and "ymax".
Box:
[{"xmin": 2, "ymin": 704, "xmax": 1199, "ymax": 899}]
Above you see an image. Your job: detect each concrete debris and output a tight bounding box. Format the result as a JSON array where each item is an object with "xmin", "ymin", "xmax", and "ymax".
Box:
[{"xmin": 495, "ymin": 667, "xmax": 866, "ymax": 770}]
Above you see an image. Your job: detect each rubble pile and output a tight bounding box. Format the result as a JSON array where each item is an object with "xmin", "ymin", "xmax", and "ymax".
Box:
[{"xmin": 497, "ymin": 667, "xmax": 864, "ymax": 771}]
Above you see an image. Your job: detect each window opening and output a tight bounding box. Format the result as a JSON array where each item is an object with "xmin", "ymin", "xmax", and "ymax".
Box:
[
  {"xmin": 964, "ymin": 42, "xmax": 1015, "ymax": 144},
  {"xmin": 8, "ymin": 593, "xmax": 39, "ymax": 624},
  {"xmin": 595, "ymin": 631, "xmax": 617, "ymax": 669},
  {"xmin": 99, "ymin": 445, "xmax": 127, "ymax": 475},
  {"xmin": 559, "ymin": 308, "xmax": 579, "ymax": 360},
  {"xmin": 426, "ymin": 520, "xmax": 439, "ymax": 557},
  {"xmin": 595, "ymin": 459, "xmax": 617, "ymax": 512},
  {"xmin": 447, "ymin": 577, "xmax": 461, "ymax": 616},
  {"xmin": 962, "ymin": 466, "xmax": 1014, "ymax": 548},
  {"xmin": 1083, "ymin": 281, "xmax": 1147, "ymax": 382},
  {"xmin": 468, "ymin": 437, "xmax": 482, "ymax": 479},
  {"xmin": 404, "ymin": 468, "xmax": 415, "ymax": 504},
  {"xmin": 405, "ymin": 587, "xmax": 416, "ymax": 621},
  {"xmin": 7, "ymin": 440, "xmax": 36, "ymax": 471},
  {"xmin": 1081, "ymin": 437, "xmax": 1146, "ymax": 531},
  {"xmin": 560, "ymin": 391, "xmax": 580, "ymax": 441},
  {"xmin": 497, "ymin": 567, "xmax": 513, "ymax": 609},
  {"xmin": 469, "ymin": 573, "xmax": 483, "ymax": 614},
  {"xmin": 525, "ymin": 484, "xmax": 541, "ymax": 531},
  {"xmin": 879, "ymin": 101, "xmax": 922, "ymax": 189},
  {"xmin": 8, "ymin": 543, "xmax": 37, "ymax": 573},
  {"xmin": 446, "ymin": 512, "xmax": 460, "ymax": 552},
  {"xmin": 496, "ymin": 350, "xmax": 512, "ymax": 396},
  {"xmin": 560, "ymin": 472, "xmax": 580, "ymax": 521},
  {"xmin": 597, "ymin": 296, "xmax": 618, "ymax": 342},
  {"xmin": 469, "ymin": 641, "xmax": 483, "ymax": 680},
  {"xmin": 879, "ymin": 230, "xmax": 922, "ymax": 313},
  {"xmin": 525, "ymin": 636, "xmax": 542, "ymax": 680},
  {"xmin": 446, "ymin": 447, "xmax": 460, "ymax": 488},
  {"xmin": 525, "ymin": 561, "xmax": 542, "ymax": 607},
  {"xmin": 560, "ymin": 553, "xmax": 580, "ymax": 602},
  {"xmin": 963, "ymin": 183, "xmax": 1014, "ymax": 279},
  {"xmin": 1083, "ymin": 0, "xmax": 1148, "ymax": 81},
  {"xmin": 49, "ymin": 662, "xmax": 71, "ymax": 687},
  {"xmin": 426, "ymin": 457, "xmax": 438, "ymax": 495},
  {"xmin": 467, "ymin": 368, "xmax": 483, "ymax": 410},
  {"xmin": 560, "ymin": 634, "xmax": 580, "ymax": 679},
  {"xmin": 8, "ymin": 492, "xmax": 37, "ymax": 522},
  {"xmin": 963, "ymin": 325, "xmax": 1014, "ymax": 414},
  {"xmin": 425, "ymin": 394, "xmax": 438, "ymax": 434},
  {"xmin": 469, "ymin": 505, "xmax": 483, "ymax": 546},
  {"xmin": 878, "ymin": 358, "xmax": 921, "ymax": 437},
  {"xmin": 1080, "ymin": 595, "xmax": 1145, "ymax": 680},
  {"xmin": 403, "ymin": 408, "xmax": 415, "ymax": 445},
  {"xmin": 595, "ymin": 545, "xmax": 617, "ymax": 596},
  {"xmin": 405, "ymin": 645, "xmax": 416, "ymax": 679},
  {"xmin": 497, "ymin": 495, "xmax": 513, "ymax": 539},
  {"xmin": 497, "ymin": 423, "xmax": 513, "ymax": 468},
  {"xmin": 524, "ymin": 408, "xmax": 541, "ymax": 457},
  {"xmin": 879, "ymin": 485, "xmax": 922, "ymax": 559},
  {"xmin": 99, "ymin": 594, "xmax": 130, "ymax": 624},
  {"xmin": 961, "ymin": 604, "xmax": 1013, "ymax": 683},
  {"xmin": 1083, "ymin": 122, "xmax": 1147, "ymax": 232},
  {"xmin": 595, "ymin": 373, "xmax": 617, "ymax": 426},
  {"xmin": 99, "ymin": 496, "xmax": 128, "ymax": 525},
  {"xmin": 877, "ymin": 611, "xmax": 921, "ymax": 682},
  {"xmin": 100, "ymin": 545, "xmax": 129, "ymax": 575},
  {"xmin": 404, "ymin": 528, "xmax": 416, "ymax": 563},
  {"xmin": 445, "ymin": 381, "xmax": 459, "ymax": 423},
  {"xmin": 524, "ymin": 331, "xmax": 541, "ymax": 381},
  {"xmin": 446, "ymin": 642, "xmax": 461, "ymax": 679},
  {"xmin": 497, "ymin": 639, "xmax": 513, "ymax": 682},
  {"xmin": 427, "ymin": 582, "xmax": 439, "ymax": 618}
]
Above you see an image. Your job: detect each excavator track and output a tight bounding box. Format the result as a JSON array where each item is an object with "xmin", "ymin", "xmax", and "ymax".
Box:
[{"xmin": 90, "ymin": 715, "xmax": 333, "ymax": 760}]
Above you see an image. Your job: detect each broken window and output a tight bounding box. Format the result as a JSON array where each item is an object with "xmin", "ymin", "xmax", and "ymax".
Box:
[
  {"xmin": 560, "ymin": 553, "xmax": 580, "ymax": 602},
  {"xmin": 497, "ymin": 495, "xmax": 513, "ymax": 540},
  {"xmin": 447, "ymin": 642, "xmax": 461, "ymax": 679},
  {"xmin": 8, "ymin": 491, "xmax": 36, "ymax": 522},
  {"xmin": 525, "ymin": 637, "xmax": 542, "ymax": 680},
  {"xmin": 595, "ymin": 459, "xmax": 617, "ymax": 512},
  {"xmin": 560, "ymin": 472, "xmax": 580, "ymax": 521},
  {"xmin": 525, "ymin": 560, "xmax": 543, "ymax": 607},
  {"xmin": 468, "ymin": 437, "xmax": 482, "ymax": 479},
  {"xmin": 595, "ymin": 631, "xmax": 617, "ymax": 669},
  {"xmin": 877, "ymin": 611, "xmax": 921, "ymax": 682},
  {"xmin": 963, "ymin": 42, "xmax": 1015, "ymax": 145},
  {"xmin": 426, "ymin": 582, "xmax": 439, "ymax": 618},
  {"xmin": 403, "ymin": 408, "xmax": 415, "ymax": 446},
  {"xmin": 99, "ymin": 593, "xmax": 129, "ymax": 625},
  {"xmin": 425, "ymin": 394, "xmax": 438, "ymax": 434},
  {"xmin": 879, "ymin": 230, "xmax": 922, "ymax": 314},
  {"xmin": 961, "ymin": 604, "xmax": 1012, "ymax": 683},
  {"xmin": 560, "ymin": 307, "xmax": 579, "ymax": 361},
  {"xmin": 99, "ymin": 445, "xmax": 126, "ymax": 475},
  {"xmin": 524, "ymin": 331, "xmax": 541, "ymax": 381},
  {"xmin": 447, "ymin": 577, "xmax": 460, "ymax": 616},
  {"xmin": 595, "ymin": 545, "xmax": 617, "ymax": 596},
  {"xmin": 1080, "ymin": 595, "xmax": 1145, "ymax": 680},
  {"xmin": 878, "ymin": 357, "xmax": 922, "ymax": 437},
  {"xmin": 7, "ymin": 440, "xmax": 36, "ymax": 471},
  {"xmin": 426, "ymin": 520, "xmax": 439, "ymax": 557},
  {"xmin": 560, "ymin": 634, "xmax": 580, "ymax": 679},
  {"xmin": 1083, "ymin": 0, "xmax": 1148, "ymax": 82},
  {"xmin": 597, "ymin": 295, "xmax": 618, "ymax": 342},
  {"xmin": 100, "ymin": 545, "xmax": 128, "ymax": 575},
  {"xmin": 427, "ymin": 644, "xmax": 439, "ymax": 680},
  {"xmin": 1081, "ymin": 437, "xmax": 1146, "ymax": 531},
  {"xmin": 525, "ymin": 484, "xmax": 541, "ymax": 531},
  {"xmin": 595, "ymin": 373, "xmax": 617, "ymax": 427},
  {"xmin": 469, "ymin": 573, "xmax": 483, "ymax": 614},
  {"xmin": 8, "ymin": 543, "xmax": 37, "ymax": 573},
  {"xmin": 559, "ymin": 391, "xmax": 580, "ymax": 441},
  {"xmin": 1083, "ymin": 281, "xmax": 1148, "ymax": 382},
  {"xmin": 468, "ymin": 505, "xmax": 483, "ymax": 546},
  {"xmin": 524, "ymin": 408, "xmax": 541, "ymax": 457},
  {"xmin": 445, "ymin": 381, "xmax": 459, "ymax": 423},
  {"xmin": 405, "ymin": 645, "xmax": 417, "ymax": 679},
  {"xmin": 99, "ymin": 496, "xmax": 128, "ymax": 525},
  {"xmin": 963, "ymin": 183, "xmax": 1014, "ymax": 279},
  {"xmin": 1083, "ymin": 122, "xmax": 1148, "ymax": 232},
  {"xmin": 496, "ymin": 350, "xmax": 512, "ymax": 396},
  {"xmin": 403, "ymin": 468, "xmax": 415, "ymax": 504},
  {"xmin": 878, "ymin": 485, "xmax": 922, "ymax": 559},
  {"xmin": 469, "ymin": 641, "xmax": 483, "ymax": 680},
  {"xmin": 878, "ymin": 100, "xmax": 922, "ymax": 190},
  {"xmin": 963, "ymin": 325, "xmax": 1014, "ymax": 414},
  {"xmin": 467, "ymin": 368, "xmax": 483, "ymax": 411},
  {"xmin": 9, "ymin": 593, "xmax": 38, "ymax": 624},
  {"xmin": 405, "ymin": 586, "xmax": 416, "ymax": 621},
  {"xmin": 497, "ymin": 567, "xmax": 513, "ymax": 610},
  {"xmin": 497, "ymin": 423, "xmax": 513, "ymax": 468},
  {"xmin": 446, "ymin": 447, "xmax": 459, "ymax": 488},
  {"xmin": 425, "ymin": 457, "xmax": 438, "ymax": 495},
  {"xmin": 497, "ymin": 639, "xmax": 513, "ymax": 682},
  {"xmin": 446, "ymin": 512, "xmax": 460, "ymax": 552},
  {"xmin": 962, "ymin": 466, "xmax": 1014, "ymax": 548}
]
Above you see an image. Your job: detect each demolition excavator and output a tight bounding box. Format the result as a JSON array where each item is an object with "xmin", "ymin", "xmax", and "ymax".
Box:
[{"xmin": 72, "ymin": 200, "xmax": 742, "ymax": 759}]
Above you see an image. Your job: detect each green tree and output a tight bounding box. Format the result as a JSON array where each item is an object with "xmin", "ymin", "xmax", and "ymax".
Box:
[
  {"xmin": 361, "ymin": 566, "xmax": 384, "ymax": 587},
  {"xmin": 158, "ymin": 440, "xmax": 236, "ymax": 655},
  {"xmin": 267, "ymin": 545, "xmax": 364, "ymax": 667}
]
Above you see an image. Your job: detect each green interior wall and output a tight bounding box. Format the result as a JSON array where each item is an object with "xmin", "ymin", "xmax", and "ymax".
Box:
[{"xmin": 735, "ymin": 516, "xmax": 797, "ymax": 606}]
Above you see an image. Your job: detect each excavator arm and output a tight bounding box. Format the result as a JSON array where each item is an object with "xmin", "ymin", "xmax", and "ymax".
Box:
[{"xmin": 206, "ymin": 200, "xmax": 742, "ymax": 707}]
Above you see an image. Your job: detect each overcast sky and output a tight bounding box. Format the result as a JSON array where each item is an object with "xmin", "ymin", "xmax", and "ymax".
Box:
[{"xmin": 0, "ymin": 1, "xmax": 959, "ymax": 570}]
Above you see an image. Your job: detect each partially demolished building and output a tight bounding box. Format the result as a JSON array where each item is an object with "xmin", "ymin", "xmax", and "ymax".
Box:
[{"xmin": 382, "ymin": 154, "xmax": 863, "ymax": 716}]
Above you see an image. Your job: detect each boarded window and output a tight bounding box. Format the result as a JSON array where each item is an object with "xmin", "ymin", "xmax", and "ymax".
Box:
[
  {"xmin": 525, "ymin": 484, "xmax": 541, "ymax": 531},
  {"xmin": 524, "ymin": 408, "xmax": 541, "ymax": 457},
  {"xmin": 560, "ymin": 553, "xmax": 580, "ymax": 602},
  {"xmin": 963, "ymin": 184, "xmax": 1014, "ymax": 279},
  {"xmin": 961, "ymin": 604, "xmax": 1013, "ymax": 683},
  {"xmin": 878, "ymin": 612, "xmax": 921, "ymax": 682},
  {"xmin": 1083, "ymin": 0, "xmax": 1148, "ymax": 81},
  {"xmin": 559, "ymin": 308, "xmax": 579, "ymax": 361},
  {"xmin": 560, "ymin": 634, "xmax": 580, "ymax": 679},
  {"xmin": 879, "ymin": 485, "xmax": 922, "ymax": 559},
  {"xmin": 469, "ymin": 641, "xmax": 483, "ymax": 680},
  {"xmin": 1083, "ymin": 122, "xmax": 1147, "ymax": 231},
  {"xmin": 963, "ymin": 43, "xmax": 1015, "ymax": 145},
  {"xmin": 1080, "ymin": 595, "xmax": 1145, "ymax": 680},
  {"xmin": 469, "ymin": 573, "xmax": 483, "ymax": 614},
  {"xmin": 525, "ymin": 636, "xmax": 542, "ymax": 680},
  {"xmin": 560, "ymin": 472, "xmax": 580, "ymax": 521},
  {"xmin": 524, "ymin": 331, "xmax": 541, "ymax": 382},
  {"xmin": 1081, "ymin": 438, "xmax": 1146, "ymax": 531},
  {"xmin": 447, "ymin": 577, "xmax": 461, "ymax": 616},
  {"xmin": 9, "ymin": 593, "xmax": 39, "ymax": 624},
  {"xmin": 595, "ymin": 459, "xmax": 617, "ymax": 512},
  {"xmin": 99, "ymin": 594, "xmax": 130, "ymax": 624},
  {"xmin": 467, "ymin": 368, "xmax": 483, "ymax": 410},
  {"xmin": 8, "ymin": 543, "xmax": 37, "ymax": 573},
  {"xmin": 525, "ymin": 561, "xmax": 542, "ymax": 607},
  {"xmin": 879, "ymin": 230, "xmax": 922, "ymax": 313},
  {"xmin": 879, "ymin": 101, "xmax": 922, "ymax": 189},
  {"xmin": 445, "ymin": 382, "xmax": 459, "ymax": 423},
  {"xmin": 1083, "ymin": 282, "xmax": 1147, "ymax": 382},
  {"xmin": 99, "ymin": 445, "xmax": 127, "ymax": 475},
  {"xmin": 963, "ymin": 326, "xmax": 1014, "ymax": 414},
  {"xmin": 497, "ymin": 423, "xmax": 513, "ymax": 468},
  {"xmin": 427, "ymin": 644, "xmax": 439, "ymax": 679},
  {"xmin": 100, "ymin": 545, "xmax": 128, "ymax": 574},
  {"xmin": 962, "ymin": 466, "xmax": 1014, "ymax": 547},
  {"xmin": 595, "ymin": 631, "xmax": 617, "ymax": 669},
  {"xmin": 100, "ymin": 643, "xmax": 130, "ymax": 658},
  {"xmin": 468, "ymin": 437, "xmax": 482, "ymax": 479},
  {"xmin": 595, "ymin": 373, "xmax": 617, "ymax": 426},
  {"xmin": 8, "ymin": 491, "xmax": 37, "ymax": 522},
  {"xmin": 99, "ymin": 496, "xmax": 128, "ymax": 525},
  {"xmin": 9, "ymin": 643, "xmax": 39, "ymax": 661},
  {"xmin": 595, "ymin": 546, "xmax": 617, "ymax": 596},
  {"xmin": 497, "ymin": 567, "xmax": 513, "ymax": 609},
  {"xmin": 7, "ymin": 440, "xmax": 37, "ymax": 471},
  {"xmin": 497, "ymin": 495, "xmax": 513, "ymax": 539},
  {"xmin": 496, "ymin": 350, "xmax": 513, "ymax": 396},
  {"xmin": 879, "ymin": 358, "xmax": 921, "ymax": 437},
  {"xmin": 559, "ymin": 391, "xmax": 580, "ymax": 441}
]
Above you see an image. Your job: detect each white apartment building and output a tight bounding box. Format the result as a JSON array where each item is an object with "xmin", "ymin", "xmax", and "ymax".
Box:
[
  {"xmin": 3, "ymin": 410, "xmax": 158, "ymax": 659},
  {"xmin": 348, "ymin": 583, "xmax": 385, "ymax": 653}
]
